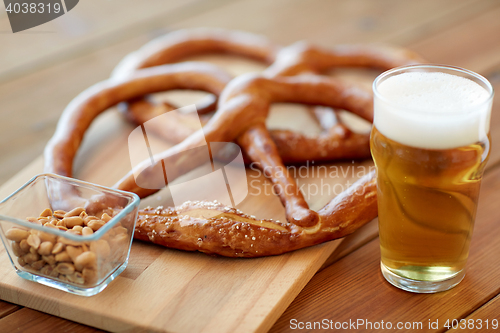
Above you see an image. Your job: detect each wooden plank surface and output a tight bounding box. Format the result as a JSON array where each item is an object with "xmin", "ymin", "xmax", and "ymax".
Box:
[
  {"xmin": 0, "ymin": 300, "xmax": 19, "ymax": 319},
  {"xmin": 0, "ymin": 307, "xmax": 103, "ymax": 333},
  {"xmin": 0, "ymin": 0, "xmax": 234, "ymax": 83},
  {"xmin": 1, "ymin": 0, "xmax": 500, "ymax": 332}
]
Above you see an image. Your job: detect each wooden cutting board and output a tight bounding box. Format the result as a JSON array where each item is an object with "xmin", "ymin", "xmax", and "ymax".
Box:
[{"xmin": 0, "ymin": 59, "xmax": 375, "ymax": 333}]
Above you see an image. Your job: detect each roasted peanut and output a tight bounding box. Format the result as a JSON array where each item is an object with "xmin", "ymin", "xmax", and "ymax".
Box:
[
  {"xmin": 63, "ymin": 216, "xmax": 84, "ymax": 228},
  {"xmin": 64, "ymin": 207, "xmax": 85, "ymax": 218},
  {"xmin": 19, "ymin": 239, "xmax": 30, "ymax": 253},
  {"xmin": 26, "ymin": 217, "xmax": 38, "ymax": 223},
  {"xmin": 87, "ymin": 220, "xmax": 105, "ymax": 231},
  {"xmin": 79, "ymin": 211, "xmax": 88, "ymax": 220},
  {"xmin": 66, "ymin": 246, "xmax": 83, "ymax": 262},
  {"xmin": 17, "ymin": 256, "xmax": 27, "ymax": 267},
  {"xmin": 5, "ymin": 228, "xmax": 29, "ymax": 242},
  {"xmin": 82, "ymin": 267, "xmax": 97, "ymax": 284},
  {"xmin": 56, "ymin": 262, "xmax": 75, "ymax": 275},
  {"xmin": 82, "ymin": 227, "xmax": 93, "ymax": 236},
  {"xmin": 23, "ymin": 252, "xmax": 39, "ymax": 265},
  {"xmin": 26, "ymin": 234, "xmax": 41, "ymax": 250},
  {"xmin": 11, "ymin": 242, "xmax": 24, "ymax": 257},
  {"xmin": 66, "ymin": 229, "xmax": 80, "ymax": 236},
  {"xmin": 53, "ymin": 210, "xmax": 66, "ymax": 219},
  {"xmin": 36, "ymin": 217, "xmax": 49, "ymax": 225},
  {"xmin": 43, "ymin": 223, "xmax": 58, "ymax": 230},
  {"xmin": 40, "ymin": 264, "xmax": 52, "ymax": 275},
  {"xmin": 55, "ymin": 251, "xmax": 71, "ymax": 262},
  {"xmin": 42, "ymin": 255, "xmax": 56, "ymax": 266},
  {"xmin": 37, "ymin": 231, "xmax": 57, "ymax": 244},
  {"xmin": 72, "ymin": 226, "xmax": 83, "ymax": 234},
  {"xmin": 111, "ymin": 233, "xmax": 129, "ymax": 247},
  {"xmin": 83, "ymin": 216, "xmax": 98, "ymax": 225},
  {"xmin": 101, "ymin": 213, "xmax": 112, "ymax": 223},
  {"xmin": 67, "ymin": 271, "xmax": 85, "ymax": 284},
  {"xmin": 58, "ymin": 274, "xmax": 69, "ymax": 282},
  {"xmin": 31, "ymin": 259, "xmax": 45, "ymax": 270},
  {"xmin": 114, "ymin": 226, "xmax": 128, "ymax": 235},
  {"xmin": 39, "ymin": 208, "xmax": 52, "ymax": 218},
  {"xmin": 90, "ymin": 240, "xmax": 110, "ymax": 258},
  {"xmin": 74, "ymin": 251, "xmax": 97, "ymax": 271},
  {"xmin": 38, "ymin": 241, "xmax": 53, "ymax": 256},
  {"xmin": 51, "ymin": 242, "xmax": 64, "ymax": 254},
  {"xmin": 57, "ymin": 236, "xmax": 80, "ymax": 246},
  {"xmin": 40, "ymin": 265, "xmax": 58, "ymax": 277}
]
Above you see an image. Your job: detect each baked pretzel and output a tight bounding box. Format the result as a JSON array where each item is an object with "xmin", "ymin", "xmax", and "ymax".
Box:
[
  {"xmin": 44, "ymin": 62, "xmax": 231, "ymax": 178},
  {"xmin": 112, "ymin": 28, "xmax": 280, "ymax": 118},
  {"xmin": 113, "ymin": 29, "xmax": 422, "ymax": 162},
  {"xmin": 45, "ymin": 67, "xmax": 378, "ymax": 257}
]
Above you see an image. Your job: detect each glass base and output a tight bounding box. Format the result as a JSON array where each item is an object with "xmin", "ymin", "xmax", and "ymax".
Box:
[
  {"xmin": 381, "ymin": 262, "xmax": 465, "ymax": 293},
  {"xmin": 16, "ymin": 260, "xmax": 128, "ymax": 296}
]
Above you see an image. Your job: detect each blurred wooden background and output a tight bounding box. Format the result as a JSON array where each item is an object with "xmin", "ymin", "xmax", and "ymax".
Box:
[{"xmin": 1, "ymin": 0, "xmax": 500, "ymax": 332}]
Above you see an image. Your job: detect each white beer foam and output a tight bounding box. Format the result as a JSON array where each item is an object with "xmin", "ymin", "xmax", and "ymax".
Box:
[{"xmin": 374, "ymin": 72, "xmax": 492, "ymax": 149}]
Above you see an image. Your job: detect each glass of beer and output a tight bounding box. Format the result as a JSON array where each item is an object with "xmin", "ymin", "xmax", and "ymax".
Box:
[{"xmin": 371, "ymin": 64, "xmax": 494, "ymax": 293}]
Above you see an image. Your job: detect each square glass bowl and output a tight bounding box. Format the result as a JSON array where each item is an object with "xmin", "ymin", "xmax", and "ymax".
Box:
[{"xmin": 0, "ymin": 173, "xmax": 139, "ymax": 296}]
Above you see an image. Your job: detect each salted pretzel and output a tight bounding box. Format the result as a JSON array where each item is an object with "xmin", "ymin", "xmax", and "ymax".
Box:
[
  {"xmin": 112, "ymin": 28, "xmax": 422, "ymax": 162},
  {"xmin": 45, "ymin": 65, "xmax": 379, "ymax": 257}
]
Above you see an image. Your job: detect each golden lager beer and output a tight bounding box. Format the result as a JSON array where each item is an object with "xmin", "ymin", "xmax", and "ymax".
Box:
[{"xmin": 372, "ymin": 65, "xmax": 494, "ymax": 293}]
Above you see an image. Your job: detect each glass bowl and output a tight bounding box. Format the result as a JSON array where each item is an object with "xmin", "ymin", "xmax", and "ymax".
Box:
[{"xmin": 0, "ymin": 173, "xmax": 139, "ymax": 296}]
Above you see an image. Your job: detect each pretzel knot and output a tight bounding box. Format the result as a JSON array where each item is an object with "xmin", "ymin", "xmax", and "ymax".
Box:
[{"xmin": 44, "ymin": 29, "xmax": 423, "ymax": 257}]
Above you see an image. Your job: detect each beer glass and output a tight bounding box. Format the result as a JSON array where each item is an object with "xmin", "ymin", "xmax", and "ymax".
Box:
[{"xmin": 371, "ymin": 64, "xmax": 494, "ymax": 293}]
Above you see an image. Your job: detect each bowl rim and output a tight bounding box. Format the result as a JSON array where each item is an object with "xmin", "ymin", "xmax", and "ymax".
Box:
[{"xmin": 0, "ymin": 173, "xmax": 140, "ymax": 242}]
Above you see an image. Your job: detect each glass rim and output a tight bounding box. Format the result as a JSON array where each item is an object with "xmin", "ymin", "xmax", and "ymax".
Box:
[
  {"xmin": 373, "ymin": 64, "xmax": 495, "ymax": 116},
  {"xmin": 0, "ymin": 173, "xmax": 140, "ymax": 242}
]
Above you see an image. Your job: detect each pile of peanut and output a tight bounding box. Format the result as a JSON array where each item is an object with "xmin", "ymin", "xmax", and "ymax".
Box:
[{"xmin": 5, "ymin": 207, "xmax": 129, "ymax": 286}]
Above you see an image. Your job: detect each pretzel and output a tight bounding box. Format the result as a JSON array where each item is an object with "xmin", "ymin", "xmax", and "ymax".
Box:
[
  {"xmin": 45, "ymin": 66, "xmax": 378, "ymax": 257},
  {"xmin": 44, "ymin": 62, "xmax": 231, "ymax": 178},
  {"xmin": 113, "ymin": 29, "xmax": 422, "ymax": 162}
]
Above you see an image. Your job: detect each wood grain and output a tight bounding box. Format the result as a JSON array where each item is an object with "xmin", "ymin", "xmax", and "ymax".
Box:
[
  {"xmin": 464, "ymin": 294, "xmax": 500, "ymax": 323},
  {"xmin": 0, "ymin": 301, "xmax": 19, "ymax": 319},
  {"xmin": 171, "ymin": 0, "xmax": 498, "ymax": 46},
  {"xmin": 0, "ymin": 308, "xmax": 103, "ymax": 333},
  {"xmin": 0, "ymin": 0, "xmax": 235, "ymax": 84}
]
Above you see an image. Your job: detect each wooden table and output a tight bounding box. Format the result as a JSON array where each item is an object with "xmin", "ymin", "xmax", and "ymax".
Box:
[{"xmin": 1, "ymin": 0, "xmax": 500, "ymax": 331}]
